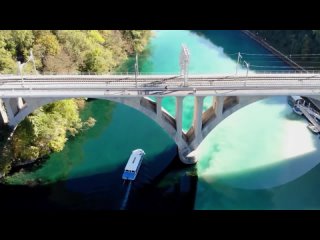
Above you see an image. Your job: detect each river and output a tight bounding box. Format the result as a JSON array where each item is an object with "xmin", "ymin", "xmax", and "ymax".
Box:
[{"xmin": 2, "ymin": 30, "xmax": 320, "ymax": 210}]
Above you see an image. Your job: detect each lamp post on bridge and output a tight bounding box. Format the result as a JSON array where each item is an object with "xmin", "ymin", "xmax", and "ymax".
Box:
[
  {"xmin": 29, "ymin": 50, "xmax": 37, "ymax": 74},
  {"xmin": 135, "ymin": 53, "xmax": 139, "ymax": 88},
  {"xmin": 17, "ymin": 61, "xmax": 25, "ymax": 87},
  {"xmin": 17, "ymin": 49, "xmax": 38, "ymax": 88},
  {"xmin": 180, "ymin": 44, "xmax": 190, "ymax": 87},
  {"xmin": 244, "ymin": 60, "xmax": 250, "ymax": 77},
  {"xmin": 236, "ymin": 52, "xmax": 242, "ymax": 75},
  {"xmin": 243, "ymin": 60, "xmax": 250, "ymax": 86}
]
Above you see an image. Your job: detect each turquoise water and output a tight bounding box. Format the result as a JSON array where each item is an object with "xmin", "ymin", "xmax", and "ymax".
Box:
[
  {"xmin": 4, "ymin": 30, "xmax": 320, "ymax": 210},
  {"xmin": 141, "ymin": 30, "xmax": 249, "ymax": 131},
  {"xmin": 5, "ymin": 101, "xmax": 175, "ymax": 184}
]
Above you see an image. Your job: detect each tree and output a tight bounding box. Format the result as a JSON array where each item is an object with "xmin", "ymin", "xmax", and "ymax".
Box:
[
  {"xmin": 121, "ymin": 30, "xmax": 152, "ymax": 53},
  {"xmin": 55, "ymin": 30, "xmax": 91, "ymax": 65},
  {"xmin": 301, "ymin": 34, "xmax": 311, "ymax": 57},
  {"xmin": 34, "ymin": 32, "xmax": 60, "ymax": 56},
  {"xmin": 11, "ymin": 99, "xmax": 85, "ymax": 162},
  {"xmin": 0, "ymin": 48, "xmax": 16, "ymax": 73},
  {"xmin": 43, "ymin": 48, "xmax": 77, "ymax": 73},
  {"xmin": 10, "ymin": 30, "xmax": 34, "ymax": 61},
  {"xmin": 79, "ymin": 48, "xmax": 114, "ymax": 73}
]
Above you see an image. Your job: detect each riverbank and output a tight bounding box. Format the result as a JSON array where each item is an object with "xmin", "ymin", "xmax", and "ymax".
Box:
[{"xmin": 242, "ymin": 30, "xmax": 306, "ymax": 71}]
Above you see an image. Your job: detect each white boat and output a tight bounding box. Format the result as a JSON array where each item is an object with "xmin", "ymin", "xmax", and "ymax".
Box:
[
  {"xmin": 307, "ymin": 123, "xmax": 320, "ymax": 134},
  {"xmin": 122, "ymin": 149, "xmax": 145, "ymax": 181}
]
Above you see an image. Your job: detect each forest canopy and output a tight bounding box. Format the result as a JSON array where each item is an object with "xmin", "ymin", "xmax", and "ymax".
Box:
[
  {"xmin": 255, "ymin": 30, "xmax": 320, "ymax": 68},
  {"xmin": 0, "ymin": 30, "xmax": 152, "ymax": 74}
]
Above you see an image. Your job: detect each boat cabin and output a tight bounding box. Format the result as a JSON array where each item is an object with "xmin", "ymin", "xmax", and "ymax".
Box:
[{"xmin": 122, "ymin": 149, "xmax": 145, "ymax": 181}]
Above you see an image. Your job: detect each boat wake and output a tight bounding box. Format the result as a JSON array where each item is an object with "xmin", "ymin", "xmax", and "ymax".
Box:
[{"xmin": 120, "ymin": 181, "xmax": 132, "ymax": 210}]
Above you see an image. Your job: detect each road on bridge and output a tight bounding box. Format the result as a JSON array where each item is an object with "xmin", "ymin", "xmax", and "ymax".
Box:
[{"xmin": 1, "ymin": 73, "xmax": 320, "ymax": 97}]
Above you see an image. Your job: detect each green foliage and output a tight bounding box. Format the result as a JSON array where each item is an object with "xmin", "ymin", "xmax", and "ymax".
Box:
[
  {"xmin": 254, "ymin": 30, "xmax": 320, "ymax": 67},
  {"xmin": 0, "ymin": 48, "xmax": 16, "ymax": 73},
  {"xmin": 0, "ymin": 30, "xmax": 151, "ymax": 74},
  {"xmin": 79, "ymin": 47, "xmax": 114, "ymax": 73},
  {"xmin": 42, "ymin": 48, "xmax": 77, "ymax": 73},
  {"xmin": 0, "ymin": 125, "xmax": 13, "ymax": 176},
  {"xmin": 83, "ymin": 117, "xmax": 96, "ymax": 130},
  {"xmin": 87, "ymin": 30, "xmax": 105, "ymax": 44},
  {"xmin": 101, "ymin": 31, "xmax": 128, "ymax": 65},
  {"xmin": 56, "ymin": 30, "xmax": 122, "ymax": 73},
  {"xmin": 121, "ymin": 30, "xmax": 152, "ymax": 53},
  {"xmin": 10, "ymin": 30, "xmax": 34, "ymax": 60},
  {"xmin": 34, "ymin": 32, "xmax": 60, "ymax": 57},
  {"xmin": 11, "ymin": 99, "xmax": 85, "ymax": 162},
  {"xmin": 55, "ymin": 30, "xmax": 91, "ymax": 65},
  {"xmin": 0, "ymin": 158, "xmax": 12, "ymax": 176}
]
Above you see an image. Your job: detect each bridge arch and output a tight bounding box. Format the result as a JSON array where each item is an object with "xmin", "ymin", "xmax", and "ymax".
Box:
[
  {"xmin": 184, "ymin": 96, "xmax": 266, "ymax": 150},
  {"xmin": 2, "ymin": 96, "xmax": 192, "ymax": 163},
  {"xmin": 1, "ymin": 95, "xmax": 294, "ymax": 164}
]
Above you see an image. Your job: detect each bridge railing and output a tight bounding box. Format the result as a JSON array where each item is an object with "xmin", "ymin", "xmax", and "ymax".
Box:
[
  {"xmin": 0, "ymin": 72, "xmax": 182, "ymax": 77},
  {"xmin": 253, "ymin": 70, "xmax": 320, "ymax": 74},
  {"xmin": 37, "ymin": 72, "xmax": 182, "ymax": 76},
  {"xmin": 2, "ymin": 70, "xmax": 320, "ymax": 77}
]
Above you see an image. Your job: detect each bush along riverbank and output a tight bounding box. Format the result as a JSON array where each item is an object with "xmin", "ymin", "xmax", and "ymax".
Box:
[{"xmin": 0, "ymin": 99, "xmax": 96, "ymax": 178}]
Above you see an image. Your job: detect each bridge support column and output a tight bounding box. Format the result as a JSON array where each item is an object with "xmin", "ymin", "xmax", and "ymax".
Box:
[
  {"xmin": 17, "ymin": 97, "xmax": 24, "ymax": 109},
  {"xmin": 214, "ymin": 96, "xmax": 224, "ymax": 118},
  {"xmin": 175, "ymin": 96, "xmax": 184, "ymax": 141},
  {"xmin": 193, "ymin": 96, "xmax": 204, "ymax": 147},
  {"xmin": 178, "ymin": 146, "xmax": 196, "ymax": 165},
  {"xmin": 175, "ymin": 96, "xmax": 197, "ymax": 165},
  {"xmin": 0, "ymin": 99, "xmax": 9, "ymax": 125},
  {"xmin": 2, "ymin": 98, "xmax": 18, "ymax": 127},
  {"xmin": 156, "ymin": 97, "xmax": 162, "ymax": 119}
]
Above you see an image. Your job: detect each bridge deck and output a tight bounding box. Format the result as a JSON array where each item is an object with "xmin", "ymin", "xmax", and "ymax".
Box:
[{"xmin": 1, "ymin": 73, "xmax": 320, "ymax": 97}]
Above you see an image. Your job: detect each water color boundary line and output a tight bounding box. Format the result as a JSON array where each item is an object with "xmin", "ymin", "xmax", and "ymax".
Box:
[{"xmin": 241, "ymin": 30, "xmax": 306, "ymax": 72}]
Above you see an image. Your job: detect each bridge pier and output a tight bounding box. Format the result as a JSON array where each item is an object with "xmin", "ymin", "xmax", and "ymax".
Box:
[
  {"xmin": 178, "ymin": 146, "xmax": 195, "ymax": 164},
  {"xmin": 17, "ymin": 97, "xmax": 25, "ymax": 109},
  {"xmin": 156, "ymin": 97, "xmax": 162, "ymax": 119},
  {"xmin": 0, "ymin": 99, "xmax": 8, "ymax": 125},
  {"xmin": 175, "ymin": 96, "xmax": 197, "ymax": 164},
  {"xmin": 2, "ymin": 98, "xmax": 19, "ymax": 127},
  {"xmin": 175, "ymin": 96, "xmax": 184, "ymax": 141},
  {"xmin": 0, "ymin": 97, "xmax": 64, "ymax": 128},
  {"xmin": 214, "ymin": 96, "xmax": 224, "ymax": 118},
  {"xmin": 192, "ymin": 96, "xmax": 204, "ymax": 147}
]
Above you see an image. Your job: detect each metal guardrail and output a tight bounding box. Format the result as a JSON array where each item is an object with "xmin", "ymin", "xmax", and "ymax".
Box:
[{"xmin": 3, "ymin": 70, "xmax": 320, "ymax": 77}]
